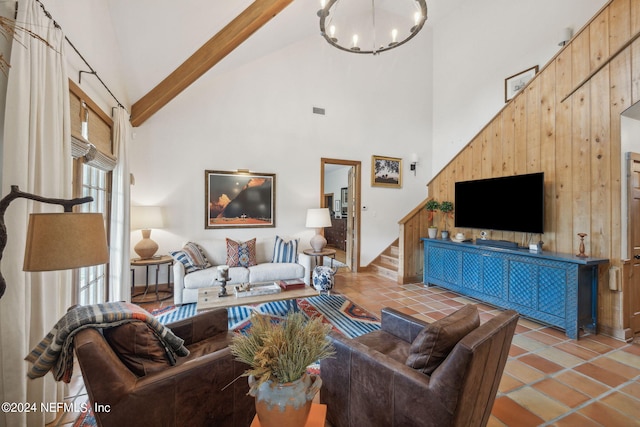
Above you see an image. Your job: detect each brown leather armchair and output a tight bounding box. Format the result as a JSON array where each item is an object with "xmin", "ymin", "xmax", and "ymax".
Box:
[
  {"xmin": 320, "ymin": 306, "xmax": 519, "ymax": 427},
  {"xmin": 74, "ymin": 308, "xmax": 255, "ymax": 427}
]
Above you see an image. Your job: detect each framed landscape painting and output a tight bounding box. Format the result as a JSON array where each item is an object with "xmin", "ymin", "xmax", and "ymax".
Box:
[
  {"xmin": 371, "ymin": 155, "xmax": 402, "ymax": 188},
  {"xmin": 205, "ymin": 170, "xmax": 276, "ymax": 229}
]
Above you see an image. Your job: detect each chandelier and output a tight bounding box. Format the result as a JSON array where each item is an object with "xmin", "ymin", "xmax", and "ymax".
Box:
[{"xmin": 318, "ymin": 0, "xmax": 428, "ymax": 55}]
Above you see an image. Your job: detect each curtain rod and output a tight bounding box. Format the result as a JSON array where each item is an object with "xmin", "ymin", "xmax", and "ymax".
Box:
[{"xmin": 34, "ymin": 0, "xmax": 127, "ymax": 112}]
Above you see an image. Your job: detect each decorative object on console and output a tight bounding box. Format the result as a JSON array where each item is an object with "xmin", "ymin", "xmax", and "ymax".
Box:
[
  {"xmin": 577, "ymin": 233, "xmax": 588, "ymax": 258},
  {"xmin": 205, "ymin": 170, "xmax": 275, "ymax": 229},
  {"xmin": 425, "ymin": 199, "xmax": 440, "ymax": 238},
  {"xmin": 371, "ymin": 155, "xmax": 402, "ymax": 188},
  {"xmin": 318, "ymin": 0, "xmax": 427, "ymax": 56},
  {"xmin": 0, "ymin": 185, "xmax": 109, "ymax": 300},
  {"xmin": 226, "ymin": 238, "xmax": 257, "ymax": 267},
  {"xmin": 229, "ymin": 311, "xmax": 334, "ymax": 427},
  {"xmin": 505, "ymin": 65, "xmax": 539, "ymax": 102},
  {"xmin": 306, "ymin": 208, "xmax": 332, "ymax": 252},
  {"xmin": 439, "ymin": 200, "xmax": 454, "ymax": 239},
  {"xmin": 131, "ymin": 205, "xmax": 164, "ymax": 259}
]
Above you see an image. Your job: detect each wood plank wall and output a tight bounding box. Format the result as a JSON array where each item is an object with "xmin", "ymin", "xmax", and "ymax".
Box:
[{"xmin": 426, "ymin": 0, "xmax": 640, "ymax": 338}]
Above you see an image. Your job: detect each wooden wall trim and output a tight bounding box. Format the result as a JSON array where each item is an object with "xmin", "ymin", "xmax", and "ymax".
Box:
[{"xmin": 424, "ymin": 0, "xmax": 638, "ymax": 337}]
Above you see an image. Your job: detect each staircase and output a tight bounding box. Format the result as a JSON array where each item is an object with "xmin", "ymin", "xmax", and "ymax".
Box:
[{"xmin": 369, "ymin": 239, "xmax": 400, "ymax": 281}]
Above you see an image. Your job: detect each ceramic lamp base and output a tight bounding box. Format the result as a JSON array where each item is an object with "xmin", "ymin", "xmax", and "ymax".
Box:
[
  {"xmin": 309, "ymin": 232, "xmax": 327, "ymax": 252},
  {"xmin": 134, "ymin": 229, "xmax": 158, "ymax": 259}
]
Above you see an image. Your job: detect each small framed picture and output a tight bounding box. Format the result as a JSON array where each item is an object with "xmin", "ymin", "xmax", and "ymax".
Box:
[
  {"xmin": 504, "ymin": 65, "xmax": 539, "ymax": 102},
  {"xmin": 371, "ymin": 155, "xmax": 402, "ymax": 188}
]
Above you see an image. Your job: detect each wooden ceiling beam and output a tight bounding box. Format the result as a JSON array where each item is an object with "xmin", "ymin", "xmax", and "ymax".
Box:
[{"xmin": 130, "ymin": 0, "xmax": 295, "ymax": 127}]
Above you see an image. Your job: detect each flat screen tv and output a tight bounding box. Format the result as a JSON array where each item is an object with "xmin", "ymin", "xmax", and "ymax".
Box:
[{"xmin": 454, "ymin": 172, "xmax": 544, "ymax": 234}]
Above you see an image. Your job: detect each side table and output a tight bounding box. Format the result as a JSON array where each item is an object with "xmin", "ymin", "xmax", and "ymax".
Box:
[
  {"xmin": 131, "ymin": 255, "xmax": 173, "ymax": 303},
  {"xmin": 303, "ymin": 248, "xmax": 337, "ymax": 268}
]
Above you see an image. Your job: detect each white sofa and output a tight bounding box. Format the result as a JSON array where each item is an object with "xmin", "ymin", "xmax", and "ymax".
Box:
[{"xmin": 173, "ymin": 236, "xmax": 313, "ymax": 305}]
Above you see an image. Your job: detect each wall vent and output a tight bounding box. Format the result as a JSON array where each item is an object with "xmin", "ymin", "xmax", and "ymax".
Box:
[{"xmin": 313, "ymin": 107, "xmax": 326, "ymax": 115}]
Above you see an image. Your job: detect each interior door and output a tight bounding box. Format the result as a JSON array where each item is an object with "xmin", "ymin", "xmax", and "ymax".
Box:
[{"xmin": 628, "ymin": 153, "xmax": 640, "ymax": 335}]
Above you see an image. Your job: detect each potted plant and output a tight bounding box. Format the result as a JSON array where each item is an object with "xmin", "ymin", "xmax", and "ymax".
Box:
[
  {"xmin": 425, "ymin": 200, "xmax": 440, "ymax": 238},
  {"xmin": 229, "ymin": 311, "xmax": 335, "ymax": 427},
  {"xmin": 439, "ymin": 201, "xmax": 454, "ymax": 239}
]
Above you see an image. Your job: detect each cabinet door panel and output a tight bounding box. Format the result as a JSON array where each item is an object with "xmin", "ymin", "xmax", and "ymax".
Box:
[
  {"xmin": 508, "ymin": 261, "xmax": 537, "ymax": 309},
  {"xmin": 462, "ymin": 252, "xmax": 482, "ymax": 291},
  {"xmin": 537, "ymin": 266, "xmax": 566, "ymax": 317},
  {"xmin": 483, "ymin": 256, "xmax": 505, "ymax": 298}
]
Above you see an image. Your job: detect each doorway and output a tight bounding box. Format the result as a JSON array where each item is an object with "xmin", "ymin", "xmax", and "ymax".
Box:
[{"xmin": 321, "ymin": 158, "xmax": 361, "ymax": 271}]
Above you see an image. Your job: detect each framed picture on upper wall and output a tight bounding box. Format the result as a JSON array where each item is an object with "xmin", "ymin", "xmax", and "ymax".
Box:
[
  {"xmin": 205, "ymin": 170, "xmax": 276, "ymax": 229},
  {"xmin": 504, "ymin": 65, "xmax": 539, "ymax": 102},
  {"xmin": 371, "ymin": 155, "xmax": 402, "ymax": 188}
]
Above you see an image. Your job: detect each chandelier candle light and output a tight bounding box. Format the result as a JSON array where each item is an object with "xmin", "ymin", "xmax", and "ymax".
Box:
[{"xmin": 318, "ymin": 0, "xmax": 428, "ymax": 55}]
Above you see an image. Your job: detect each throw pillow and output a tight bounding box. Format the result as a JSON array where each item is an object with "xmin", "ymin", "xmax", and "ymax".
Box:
[
  {"xmin": 405, "ymin": 304, "xmax": 480, "ymax": 375},
  {"xmin": 272, "ymin": 236, "xmax": 299, "ymax": 263},
  {"xmin": 169, "ymin": 250, "xmax": 198, "ymax": 274},
  {"xmin": 103, "ymin": 321, "xmax": 171, "ymax": 377},
  {"xmin": 226, "ymin": 238, "xmax": 257, "ymax": 267},
  {"xmin": 182, "ymin": 242, "xmax": 211, "ymax": 269},
  {"xmin": 170, "ymin": 242, "xmax": 211, "ymax": 274}
]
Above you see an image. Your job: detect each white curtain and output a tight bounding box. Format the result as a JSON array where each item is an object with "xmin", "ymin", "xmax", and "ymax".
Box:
[
  {"xmin": 109, "ymin": 107, "xmax": 131, "ymax": 302},
  {"xmin": 0, "ymin": 0, "xmax": 72, "ymax": 425}
]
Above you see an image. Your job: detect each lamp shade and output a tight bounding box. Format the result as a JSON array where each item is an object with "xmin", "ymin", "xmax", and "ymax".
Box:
[
  {"xmin": 131, "ymin": 206, "xmax": 164, "ymax": 230},
  {"xmin": 23, "ymin": 213, "xmax": 109, "ymax": 271},
  {"xmin": 305, "ymin": 208, "xmax": 332, "ymax": 228}
]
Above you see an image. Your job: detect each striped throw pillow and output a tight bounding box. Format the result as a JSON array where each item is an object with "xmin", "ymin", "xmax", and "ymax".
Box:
[
  {"xmin": 182, "ymin": 242, "xmax": 211, "ymax": 269},
  {"xmin": 272, "ymin": 236, "xmax": 299, "ymax": 263},
  {"xmin": 169, "ymin": 250, "xmax": 198, "ymax": 274}
]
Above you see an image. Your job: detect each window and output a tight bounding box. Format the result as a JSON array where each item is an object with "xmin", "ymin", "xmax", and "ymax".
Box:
[
  {"xmin": 70, "ymin": 81, "xmax": 115, "ymax": 305},
  {"xmin": 76, "ymin": 162, "xmax": 111, "ymax": 305}
]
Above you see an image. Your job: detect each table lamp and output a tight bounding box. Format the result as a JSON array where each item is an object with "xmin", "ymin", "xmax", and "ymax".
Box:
[
  {"xmin": 305, "ymin": 208, "xmax": 332, "ymax": 252},
  {"xmin": 0, "ymin": 185, "xmax": 109, "ymax": 300},
  {"xmin": 131, "ymin": 206, "xmax": 164, "ymax": 259}
]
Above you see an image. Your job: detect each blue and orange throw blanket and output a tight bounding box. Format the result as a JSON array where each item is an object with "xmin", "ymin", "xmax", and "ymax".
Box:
[{"xmin": 25, "ymin": 301, "xmax": 189, "ymax": 383}]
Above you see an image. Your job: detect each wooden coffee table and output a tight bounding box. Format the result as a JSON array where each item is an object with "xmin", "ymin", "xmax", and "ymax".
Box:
[{"xmin": 196, "ymin": 282, "xmax": 319, "ymax": 312}]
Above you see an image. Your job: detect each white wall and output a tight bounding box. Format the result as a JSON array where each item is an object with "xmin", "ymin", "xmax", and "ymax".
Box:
[
  {"xmin": 129, "ymin": 26, "xmax": 434, "ymax": 267},
  {"xmin": 431, "ymin": 0, "xmax": 607, "ymax": 172}
]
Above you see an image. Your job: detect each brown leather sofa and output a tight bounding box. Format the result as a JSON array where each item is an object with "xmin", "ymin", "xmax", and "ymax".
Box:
[
  {"xmin": 74, "ymin": 308, "xmax": 255, "ymax": 427},
  {"xmin": 320, "ymin": 305, "xmax": 519, "ymax": 427}
]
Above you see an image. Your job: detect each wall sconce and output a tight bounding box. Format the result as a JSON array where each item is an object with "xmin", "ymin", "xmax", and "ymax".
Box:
[
  {"xmin": 558, "ymin": 27, "xmax": 573, "ymax": 47},
  {"xmin": 410, "ymin": 153, "xmax": 418, "ymax": 176}
]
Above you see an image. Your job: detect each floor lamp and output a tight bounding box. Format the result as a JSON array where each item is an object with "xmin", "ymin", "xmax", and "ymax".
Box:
[{"xmin": 0, "ymin": 185, "xmax": 109, "ymax": 300}]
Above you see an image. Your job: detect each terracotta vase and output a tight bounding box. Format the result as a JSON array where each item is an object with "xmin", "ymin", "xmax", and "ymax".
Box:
[{"xmin": 249, "ymin": 373, "xmax": 322, "ymax": 427}]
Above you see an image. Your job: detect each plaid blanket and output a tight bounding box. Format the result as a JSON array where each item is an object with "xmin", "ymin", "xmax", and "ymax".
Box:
[{"xmin": 25, "ymin": 301, "xmax": 189, "ymax": 383}]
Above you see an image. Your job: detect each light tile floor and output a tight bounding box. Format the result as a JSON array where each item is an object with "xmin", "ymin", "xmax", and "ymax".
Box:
[{"xmin": 47, "ymin": 271, "xmax": 640, "ymax": 427}]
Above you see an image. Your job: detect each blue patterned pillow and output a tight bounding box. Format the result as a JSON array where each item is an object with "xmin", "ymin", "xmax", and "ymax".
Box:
[
  {"xmin": 226, "ymin": 238, "xmax": 257, "ymax": 267},
  {"xmin": 272, "ymin": 236, "xmax": 299, "ymax": 263},
  {"xmin": 169, "ymin": 250, "xmax": 198, "ymax": 274}
]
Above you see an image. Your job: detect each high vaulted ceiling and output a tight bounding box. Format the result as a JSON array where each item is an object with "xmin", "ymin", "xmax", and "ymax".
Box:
[{"xmin": 105, "ymin": 0, "xmax": 468, "ymax": 126}]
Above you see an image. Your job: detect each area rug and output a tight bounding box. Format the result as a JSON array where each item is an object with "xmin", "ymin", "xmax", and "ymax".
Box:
[
  {"xmin": 153, "ymin": 293, "xmax": 380, "ymax": 339},
  {"xmin": 73, "ymin": 294, "xmax": 378, "ymax": 427}
]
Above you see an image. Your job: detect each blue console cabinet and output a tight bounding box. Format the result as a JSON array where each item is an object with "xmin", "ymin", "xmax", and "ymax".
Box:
[{"xmin": 422, "ymin": 238, "xmax": 609, "ymax": 339}]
